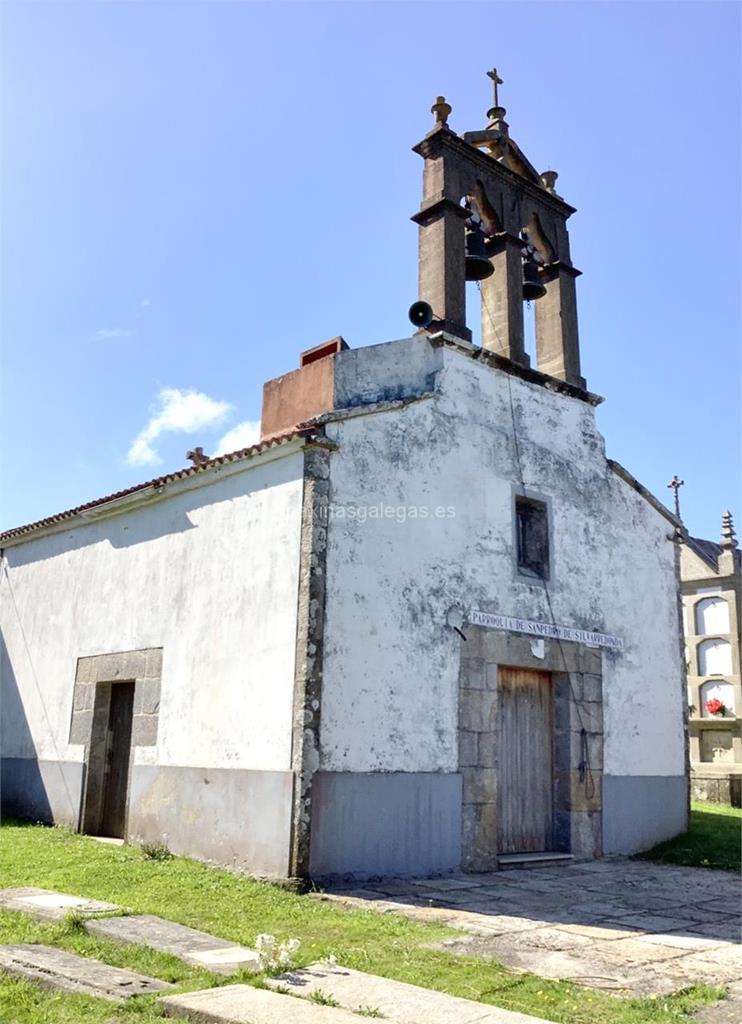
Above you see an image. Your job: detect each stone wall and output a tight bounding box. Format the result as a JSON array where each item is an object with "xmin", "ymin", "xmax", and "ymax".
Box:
[
  {"xmin": 459, "ymin": 628, "xmax": 603, "ymax": 869},
  {"xmin": 691, "ymin": 769, "xmax": 742, "ymax": 808}
]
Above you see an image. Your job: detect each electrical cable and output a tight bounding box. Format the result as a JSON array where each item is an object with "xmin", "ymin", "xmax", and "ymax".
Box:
[{"xmin": 477, "ymin": 281, "xmax": 596, "ymax": 800}]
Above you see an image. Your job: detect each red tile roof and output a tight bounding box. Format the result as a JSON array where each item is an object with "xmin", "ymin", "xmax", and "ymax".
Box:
[{"xmin": 0, "ymin": 428, "xmax": 317, "ymax": 544}]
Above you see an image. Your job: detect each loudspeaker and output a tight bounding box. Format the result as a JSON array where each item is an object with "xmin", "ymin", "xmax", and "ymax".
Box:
[{"xmin": 408, "ymin": 301, "xmax": 435, "ymax": 329}]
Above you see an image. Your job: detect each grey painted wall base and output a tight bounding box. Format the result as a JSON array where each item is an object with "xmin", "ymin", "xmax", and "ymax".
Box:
[
  {"xmin": 309, "ymin": 771, "xmax": 463, "ymax": 880},
  {"xmin": 603, "ymin": 775, "xmax": 688, "ymax": 854},
  {"xmin": 1, "ymin": 757, "xmax": 83, "ymax": 827},
  {"xmin": 127, "ymin": 765, "xmax": 293, "ymax": 878}
]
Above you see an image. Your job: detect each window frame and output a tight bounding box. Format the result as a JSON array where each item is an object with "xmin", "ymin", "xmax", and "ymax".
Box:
[{"xmin": 513, "ymin": 490, "xmax": 552, "ymax": 581}]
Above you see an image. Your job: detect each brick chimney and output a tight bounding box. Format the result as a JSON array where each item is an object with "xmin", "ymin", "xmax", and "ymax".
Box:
[{"xmin": 260, "ymin": 337, "xmax": 349, "ymax": 440}]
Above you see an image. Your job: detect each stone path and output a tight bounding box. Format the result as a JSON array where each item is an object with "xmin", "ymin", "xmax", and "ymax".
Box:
[
  {"xmin": 3, "ymin": 870, "xmax": 740, "ymax": 1021},
  {"xmin": 0, "ymin": 886, "xmax": 117, "ymax": 922},
  {"xmin": 85, "ymin": 914, "xmax": 261, "ymax": 974},
  {"xmin": 0, "ymin": 943, "xmax": 171, "ymax": 1001},
  {"xmin": 315, "ymin": 859, "xmax": 742, "ymax": 999},
  {"xmin": 160, "ymin": 984, "xmax": 377, "ymax": 1022},
  {"xmin": 267, "ymin": 962, "xmax": 554, "ymax": 1023}
]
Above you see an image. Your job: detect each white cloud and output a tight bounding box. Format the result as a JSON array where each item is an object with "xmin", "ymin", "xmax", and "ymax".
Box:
[
  {"xmin": 214, "ymin": 419, "xmax": 261, "ymax": 456},
  {"xmin": 140, "ymin": 298, "xmax": 151, "ymax": 308},
  {"xmin": 126, "ymin": 387, "xmax": 233, "ymax": 467},
  {"xmin": 96, "ymin": 327, "xmax": 132, "ymax": 339}
]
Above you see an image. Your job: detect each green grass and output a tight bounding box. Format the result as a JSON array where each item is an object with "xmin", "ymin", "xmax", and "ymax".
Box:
[
  {"xmin": 0, "ymin": 819, "xmax": 727, "ymax": 1024},
  {"xmin": 640, "ymin": 801, "xmax": 742, "ymax": 872}
]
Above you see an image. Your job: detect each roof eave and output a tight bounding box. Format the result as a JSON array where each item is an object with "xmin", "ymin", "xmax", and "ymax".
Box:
[{"xmin": 0, "ymin": 431, "xmax": 328, "ymax": 548}]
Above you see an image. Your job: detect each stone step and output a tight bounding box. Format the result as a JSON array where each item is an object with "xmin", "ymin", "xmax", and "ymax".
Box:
[
  {"xmin": 267, "ymin": 963, "xmax": 556, "ymax": 1024},
  {"xmin": 0, "ymin": 943, "xmax": 172, "ymax": 1002},
  {"xmin": 160, "ymin": 983, "xmax": 370, "ymax": 1022},
  {"xmin": 498, "ymin": 853, "xmax": 574, "ymax": 871},
  {"xmin": 0, "ymin": 887, "xmax": 118, "ymax": 922},
  {"xmin": 85, "ymin": 914, "xmax": 260, "ymax": 974}
]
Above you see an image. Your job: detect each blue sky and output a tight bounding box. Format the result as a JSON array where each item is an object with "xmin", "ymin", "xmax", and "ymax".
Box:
[{"xmin": 1, "ymin": 0, "xmax": 740, "ymax": 540}]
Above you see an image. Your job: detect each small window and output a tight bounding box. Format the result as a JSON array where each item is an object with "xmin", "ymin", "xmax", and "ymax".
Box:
[{"xmin": 515, "ymin": 496, "xmax": 550, "ymax": 579}]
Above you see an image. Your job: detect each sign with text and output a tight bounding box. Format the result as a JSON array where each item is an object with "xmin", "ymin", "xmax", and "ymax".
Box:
[{"xmin": 468, "ymin": 610, "xmax": 624, "ymax": 651}]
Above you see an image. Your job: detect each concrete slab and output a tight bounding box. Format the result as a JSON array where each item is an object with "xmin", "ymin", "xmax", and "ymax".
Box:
[
  {"xmin": 268, "ymin": 963, "xmax": 556, "ymax": 1023},
  {"xmin": 700, "ymin": 898, "xmax": 742, "ymax": 914},
  {"xmin": 655, "ymin": 953, "xmax": 742, "ymax": 987},
  {"xmin": 681, "ymin": 920, "xmax": 742, "ymax": 943},
  {"xmin": 412, "ymin": 877, "xmax": 484, "ymax": 892},
  {"xmin": 85, "ymin": 914, "xmax": 260, "ymax": 974},
  {"xmin": 160, "ymin": 984, "xmax": 370, "ymax": 1022},
  {"xmin": 446, "ymin": 913, "xmax": 547, "ymax": 936},
  {"xmin": 636, "ymin": 932, "xmax": 731, "ymax": 952},
  {"xmin": 0, "ymin": 887, "xmax": 118, "ymax": 922},
  {"xmin": 552, "ymin": 922, "xmax": 640, "ymax": 941},
  {"xmin": 590, "ymin": 938, "xmax": 689, "ymax": 965},
  {"xmin": 0, "ymin": 943, "xmax": 171, "ymax": 1001},
  {"xmin": 368, "ymin": 880, "xmax": 423, "ymax": 897},
  {"xmin": 429, "ymin": 938, "xmax": 652, "ymax": 994},
  {"xmin": 600, "ymin": 913, "xmax": 702, "ymax": 934},
  {"xmin": 432, "ymin": 927, "xmax": 593, "ymax": 957},
  {"xmin": 686, "ymin": 945, "xmax": 742, "ymax": 969}
]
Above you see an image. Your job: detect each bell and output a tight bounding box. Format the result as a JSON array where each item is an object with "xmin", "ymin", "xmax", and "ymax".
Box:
[
  {"xmin": 465, "ymin": 221, "xmax": 494, "ymax": 281},
  {"xmin": 522, "ymin": 255, "xmax": 546, "ymax": 301}
]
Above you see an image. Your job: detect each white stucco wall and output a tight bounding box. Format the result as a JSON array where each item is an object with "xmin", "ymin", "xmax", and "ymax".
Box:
[
  {"xmin": 1, "ymin": 449, "xmax": 304, "ymax": 772},
  {"xmin": 320, "ymin": 340, "xmax": 685, "ymax": 780}
]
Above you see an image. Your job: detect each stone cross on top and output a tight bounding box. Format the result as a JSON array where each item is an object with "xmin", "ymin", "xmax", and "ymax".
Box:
[
  {"xmin": 487, "ymin": 68, "xmax": 504, "ymax": 114},
  {"xmin": 667, "ymin": 475, "xmax": 684, "ymax": 519}
]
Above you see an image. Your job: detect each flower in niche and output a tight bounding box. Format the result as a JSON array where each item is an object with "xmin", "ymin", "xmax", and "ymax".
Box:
[{"xmin": 705, "ymin": 698, "xmax": 726, "ymax": 716}]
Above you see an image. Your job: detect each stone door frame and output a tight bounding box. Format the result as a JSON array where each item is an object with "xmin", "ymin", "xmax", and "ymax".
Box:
[
  {"xmin": 69, "ymin": 648, "xmax": 162, "ymax": 837},
  {"xmin": 458, "ymin": 626, "xmax": 604, "ymax": 870}
]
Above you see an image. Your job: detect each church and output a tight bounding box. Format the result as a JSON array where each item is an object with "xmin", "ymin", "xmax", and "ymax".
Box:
[{"xmin": 0, "ymin": 75, "xmax": 688, "ymax": 881}]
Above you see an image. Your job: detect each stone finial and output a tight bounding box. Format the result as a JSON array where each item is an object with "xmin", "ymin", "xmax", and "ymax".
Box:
[
  {"xmin": 186, "ymin": 447, "xmax": 209, "ymax": 467},
  {"xmin": 540, "ymin": 170, "xmax": 559, "ymax": 194},
  {"xmin": 721, "ymin": 510, "xmax": 738, "ymax": 549},
  {"xmin": 487, "ymin": 107, "xmax": 509, "ymax": 135},
  {"xmin": 431, "ymin": 96, "xmax": 452, "ymax": 127}
]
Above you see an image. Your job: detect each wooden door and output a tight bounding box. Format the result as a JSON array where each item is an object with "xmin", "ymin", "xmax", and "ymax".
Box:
[
  {"xmin": 99, "ymin": 682, "xmax": 134, "ymax": 838},
  {"xmin": 496, "ymin": 667, "xmax": 553, "ymax": 853}
]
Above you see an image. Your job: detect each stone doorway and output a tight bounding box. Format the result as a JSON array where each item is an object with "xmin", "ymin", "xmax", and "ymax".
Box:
[
  {"xmin": 69, "ymin": 648, "xmax": 162, "ymax": 837},
  {"xmin": 458, "ymin": 626, "xmax": 603, "ymax": 871}
]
